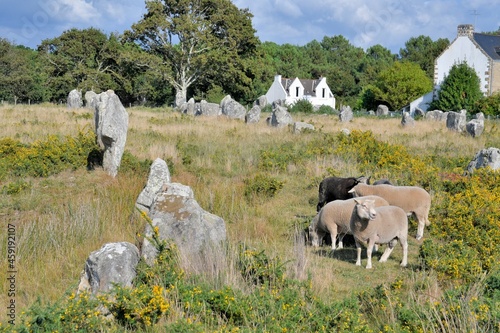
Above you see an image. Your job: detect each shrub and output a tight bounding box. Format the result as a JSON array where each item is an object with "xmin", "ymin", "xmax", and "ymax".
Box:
[
  {"xmin": 243, "ymin": 173, "xmax": 284, "ymax": 201},
  {"xmin": 289, "ymin": 99, "xmax": 314, "ymax": 113}
]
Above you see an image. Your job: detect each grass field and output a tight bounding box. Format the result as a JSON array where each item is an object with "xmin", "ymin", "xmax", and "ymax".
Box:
[{"xmin": 0, "ymin": 104, "xmax": 499, "ymax": 332}]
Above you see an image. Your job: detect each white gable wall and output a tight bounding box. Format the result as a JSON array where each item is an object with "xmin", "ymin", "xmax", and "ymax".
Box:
[
  {"xmin": 265, "ymin": 75, "xmax": 287, "ymax": 104},
  {"xmin": 265, "ymin": 75, "xmax": 336, "ymax": 109},
  {"xmin": 311, "ymin": 78, "xmax": 336, "ymax": 109},
  {"xmin": 435, "ymin": 35, "xmax": 490, "ymax": 94},
  {"xmin": 285, "ymin": 78, "xmax": 304, "ymax": 105}
]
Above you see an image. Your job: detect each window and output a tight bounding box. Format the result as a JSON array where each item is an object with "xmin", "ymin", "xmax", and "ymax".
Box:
[
  {"xmin": 322, "ymin": 88, "xmax": 326, "ymax": 98},
  {"xmin": 296, "ymin": 87, "xmax": 299, "ymax": 97}
]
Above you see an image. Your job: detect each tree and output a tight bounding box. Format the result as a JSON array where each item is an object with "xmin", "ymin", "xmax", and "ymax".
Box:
[
  {"xmin": 430, "ymin": 62, "xmax": 483, "ymax": 112},
  {"xmin": 125, "ymin": 0, "xmax": 259, "ymax": 106},
  {"xmin": 38, "ymin": 28, "xmax": 130, "ymax": 103},
  {"xmin": 367, "ymin": 61, "xmax": 432, "ymax": 111},
  {"xmin": 319, "ymin": 35, "xmax": 366, "ymax": 106},
  {"xmin": 0, "ymin": 39, "xmax": 49, "ymax": 103},
  {"xmin": 399, "ymin": 35, "xmax": 449, "ymax": 78}
]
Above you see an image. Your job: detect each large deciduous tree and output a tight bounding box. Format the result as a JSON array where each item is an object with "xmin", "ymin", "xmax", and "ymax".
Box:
[
  {"xmin": 125, "ymin": 0, "xmax": 259, "ymax": 106},
  {"xmin": 399, "ymin": 35, "xmax": 449, "ymax": 78},
  {"xmin": 0, "ymin": 39, "xmax": 49, "ymax": 103},
  {"xmin": 430, "ymin": 62, "xmax": 483, "ymax": 112},
  {"xmin": 38, "ymin": 28, "xmax": 128, "ymax": 103},
  {"xmin": 365, "ymin": 61, "xmax": 432, "ymax": 111}
]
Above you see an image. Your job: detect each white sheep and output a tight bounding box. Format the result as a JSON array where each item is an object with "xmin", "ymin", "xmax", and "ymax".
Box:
[
  {"xmin": 348, "ymin": 183, "xmax": 431, "ymax": 240},
  {"xmin": 350, "ymin": 197, "xmax": 408, "ymax": 269},
  {"xmin": 309, "ymin": 195, "xmax": 389, "ymax": 250}
]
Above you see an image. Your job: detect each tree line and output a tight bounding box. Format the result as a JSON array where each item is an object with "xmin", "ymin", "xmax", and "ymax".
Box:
[{"xmin": 0, "ymin": 0, "xmax": 497, "ymax": 114}]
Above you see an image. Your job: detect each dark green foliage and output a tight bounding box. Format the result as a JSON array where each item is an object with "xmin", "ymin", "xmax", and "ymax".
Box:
[
  {"xmin": 430, "ymin": 62, "xmax": 483, "ymax": 111},
  {"xmin": 243, "ymin": 173, "xmax": 284, "ymax": 200},
  {"xmin": 289, "ymin": 99, "xmax": 314, "ymax": 113},
  {"xmin": 367, "ymin": 61, "xmax": 433, "ymax": 110},
  {"xmin": 399, "ymin": 35, "xmax": 450, "ymax": 78},
  {"xmin": 475, "ymin": 92, "xmax": 500, "ymax": 117}
]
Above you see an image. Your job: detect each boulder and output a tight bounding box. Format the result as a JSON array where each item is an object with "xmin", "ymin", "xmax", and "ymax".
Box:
[
  {"xmin": 401, "ymin": 111, "xmax": 415, "ymax": 127},
  {"xmin": 254, "ymin": 95, "xmax": 268, "ymax": 108},
  {"xmin": 245, "ymin": 105, "xmax": 261, "ymax": 124},
  {"xmin": 446, "ymin": 110, "xmax": 467, "ymax": 132},
  {"xmin": 84, "ymin": 91, "xmax": 99, "ymax": 110},
  {"xmin": 78, "ymin": 242, "xmax": 140, "ymax": 294},
  {"xmin": 466, "ymin": 147, "xmax": 500, "ymax": 174},
  {"xmin": 376, "ymin": 104, "xmax": 389, "ymax": 116},
  {"xmin": 199, "ymin": 100, "xmax": 220, "ymax": 116},
  {"xmin": 339, "ymin": 105, "xmax": 353, "ymax": 122},
  {"xmin": 220, "ymin": 95, "xmax": 246, "ymax": 120},
  {"xmin": 466, "ymin": 119, "xmax": 484, "ymax": 138},
  {"xmin": 67, "ymin": 89, "xmax": 82, "ymax": 109},
  {"xmin": 136, "ymin": 158, "xmax": 171, "ymax": 213},
  {"xmin": 141, "ymin": 182, "xmax": 226, "ymax": 265},
  {"xmin": 95, "ymin": 90, "xmax": 129, "ymax": 177},
  {"xmin": 425, "ymin": 110, "xmax": 448, "ymax": 121},
  {"xmin": 413, "ymin": 107, "xmax": 425, "ymax": 119},
  {"xmin": 293, "ymin": 121, "xmax": 315, "ymax": 133},
  {"xmin": 269, "ymin": 105, "xmax": 293, "ymax": 128},
  {"xmin": 184, "ymin": 98, "xmax": 197, "ymax": 116}
]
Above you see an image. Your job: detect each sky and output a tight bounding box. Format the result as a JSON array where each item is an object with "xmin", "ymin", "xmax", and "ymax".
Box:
[{"xmin": 1, "ymin": 0, "xmax": 499, "ymax": 53}]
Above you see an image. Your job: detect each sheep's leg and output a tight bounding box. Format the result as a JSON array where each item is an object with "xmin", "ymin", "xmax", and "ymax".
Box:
[
  {"xmin": 379, "ymin": 243, "xmax": 395, "ymax": 262},
  {"xmin": 400, "ymin": 238, "xmax": 408, "ymax": 267},
  {"xmin": 415, "ymin": 212, "xmax": 428, "ymax": 240},
  {"xmin": 337, "ymin": 233, "xmax": 345, "ymax": 249},
  {"xmin": 366, "ymin": 239, "xmax": 375, "ymax": 269},
  {"xmin": 355, "ymin": 239, "xmax": 362, "ymax": 266},
  {"xmin": 329, "ymin": 226, "xmax": 338, "ymax": 251}
]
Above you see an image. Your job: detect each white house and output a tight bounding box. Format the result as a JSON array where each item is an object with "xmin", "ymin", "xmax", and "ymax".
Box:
[
  {"xmin": 409, "ymin": 24, "xmax": 500, "ymax": 114},
  {"xmin": 435, "ymin": 24, "xmax": 500, "ymax": 96},
  {"xmin": 265, "ymin": 75, "xmax": 336, "ymax": 109}
]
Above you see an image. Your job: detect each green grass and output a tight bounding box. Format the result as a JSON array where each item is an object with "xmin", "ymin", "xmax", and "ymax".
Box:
[{"xmin": 0, "ymin": 104, "xmax": 499, "ymax": 332}]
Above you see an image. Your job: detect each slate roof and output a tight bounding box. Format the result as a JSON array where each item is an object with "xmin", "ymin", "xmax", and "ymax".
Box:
[
  {"xmin": 280, "ymin": 77, "xmax": 323, "ymax": 97},
  {"xmin": 473, "ymin": 33, "xmax": 500, "ymax": 60}
]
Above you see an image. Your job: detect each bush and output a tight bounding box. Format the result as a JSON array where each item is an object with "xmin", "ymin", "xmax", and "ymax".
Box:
[
  {"xmin": 244, "ymin": 173, "xmax": 284, "ymax": 201},
  {"xmin": 289, "ymin": 99, "xmax": 314, "ymax": 113}
]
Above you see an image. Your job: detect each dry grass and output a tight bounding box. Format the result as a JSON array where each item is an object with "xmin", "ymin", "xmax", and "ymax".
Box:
[{"xmin": 0, "ymin": 103, "xmax": 498, "ymax": 323}]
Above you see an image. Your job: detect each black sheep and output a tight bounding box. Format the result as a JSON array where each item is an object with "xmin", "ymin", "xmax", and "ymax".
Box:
[{"xmin": 316, "ymin": 175, "xmax": 368, "ymax": 212}]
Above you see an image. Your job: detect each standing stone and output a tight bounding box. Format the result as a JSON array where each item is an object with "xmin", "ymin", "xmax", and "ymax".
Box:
[
  {"xmin": 446, "ymin": 110, "xmax": 467, "ymax": 132},
  {"xmin": 466, "ymin": 147, "xmax": 500, "ymax": 174},
  {"xmin": 141, "ymin": 182, "xmax": 226, "ymax": 266},
  {"xmin": 376, "ymin": 104, "xmax": 389, "ymax": 116},
  {"xmin": 67, "ymin": 89, "xmax": 83, "ymax": 109},
  {"xmin": 175, "ymin": 91, "xmax": 185, "ymax": 108},
  {"xmin": 401, "ymin": 111, "xmax": 415, "ymax": 127},
  {"xmin": 78, "ymin": 242, "xmax": 140, "ymax": 294},
  {"xmin": 184, "ymin": 98, "xmax": 196, "ymax": 116},
  {"xmin": 413, "ymin": 107, "xmax": 425, "ymax": 119},
  {"xmin": 245, "ymin": 105, "xmax": 261, "ymax": 124},
  {"xmin": 466, "ymin": 119, "xmax": 484, "ymax": 138},
  {"xmin": 95, "ymin": 90, "xmax": 129, "ymax": 177},
  {"xmin": 339, "ymin": 105, "xmax": 353, "ymax": 122},
  {"xmin": 199, "ymin": 100, "xmax": 220, "ymax": 116},
  {"xmin": 254, "ymin": 95, "xmax": 268, "ymax": 108},
  {"xmin": 425, "ymin": 110, "xmax": 448, "ymax": 121},
  {"xmin": 269, "ymin": 105, "xmax": 293, "ymax": 128},
  {"xmin": 220, "ymin": 95, "xmax": 246, "ymax": 120},
  {"xmin": 85, "ymin": 91, "xmax": 99, "ymax": 110},
  {"xmin": 136, "ymin": 158, "xmax": 171, "ymax": 213}
]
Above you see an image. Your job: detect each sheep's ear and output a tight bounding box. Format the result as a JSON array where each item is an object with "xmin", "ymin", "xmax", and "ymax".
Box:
[
  {"xmin": 353, "ymin": 198, "xmax": 361, "ymax": 204},
  {"xmin": 348, "ymin": 188, "xmax": 355, "ymax": 194}
]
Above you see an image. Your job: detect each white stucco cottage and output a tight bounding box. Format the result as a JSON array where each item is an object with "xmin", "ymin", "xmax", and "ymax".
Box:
[
  {"xmin": 265, "ymin": 75, "xmax": 336, "ymax": 109},
  {"xmin": 409, "ymin": 24, "xmax": 500, "ymax": 114}
]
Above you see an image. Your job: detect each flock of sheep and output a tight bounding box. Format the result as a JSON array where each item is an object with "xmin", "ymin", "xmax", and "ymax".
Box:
[{"xmin": 309, "ymin": 176, "xmax": 431, "ymax": 269}]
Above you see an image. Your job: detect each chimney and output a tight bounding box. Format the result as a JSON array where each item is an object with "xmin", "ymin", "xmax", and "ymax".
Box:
[{"xmin": 457, "ymin": 24, "xmax": 474, "ymax": 37}]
